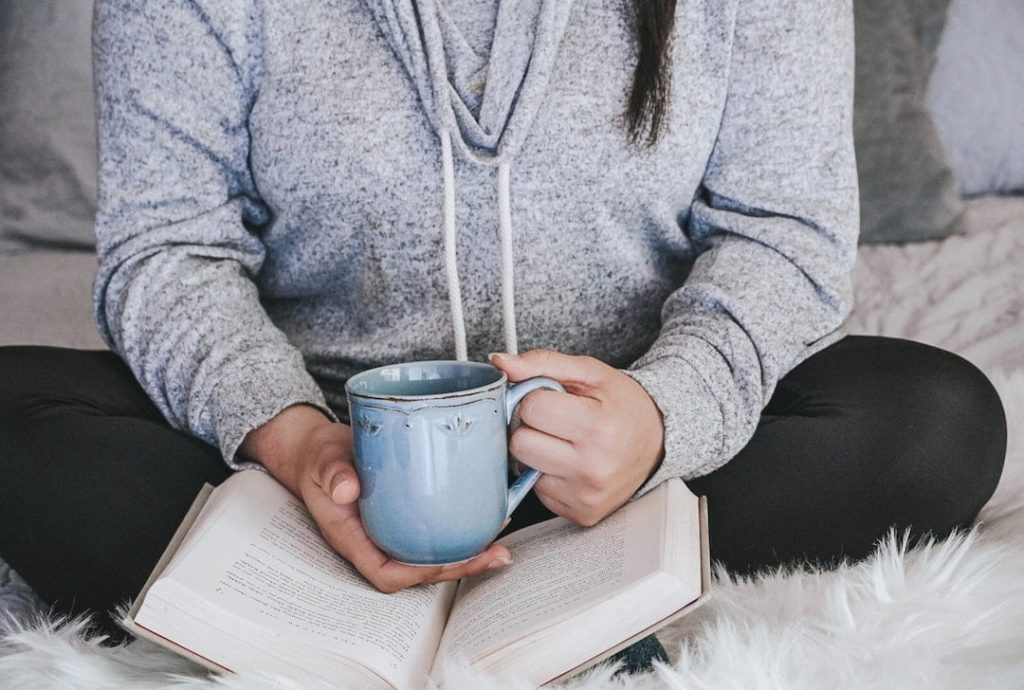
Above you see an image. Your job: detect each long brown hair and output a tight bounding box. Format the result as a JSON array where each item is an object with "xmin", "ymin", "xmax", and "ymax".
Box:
[{"xmin": 624, "ymin": 0, "xmax": 677, "ymax": 150}]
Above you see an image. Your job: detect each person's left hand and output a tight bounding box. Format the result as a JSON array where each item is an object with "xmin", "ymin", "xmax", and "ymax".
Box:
[{"xmin": 488, "ymin": 349, "xmax": 666, "ymax": 527}]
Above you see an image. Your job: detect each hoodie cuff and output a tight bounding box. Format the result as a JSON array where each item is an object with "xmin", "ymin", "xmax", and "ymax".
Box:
[
  {"xmin": 620, "ymin": 355, "xmax": 724, "ymax": 498},
  {"xmin": 202, "ymin": 352, "xmax": 339, "ymax": 472}
]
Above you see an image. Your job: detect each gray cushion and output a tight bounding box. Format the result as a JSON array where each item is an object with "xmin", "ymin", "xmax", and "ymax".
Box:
[
  {"xmin": 926, "ymin": 0, "xmax": 1024, "ymax": 196},
  {"xmin": 853, "ymin": 0, "xmax": 965, "ymax": 244},
  {"xmin": 0, "ymin": 251, "xmax": 105, "ymax": 350},
  {"xmin": 0, "ymin": 1, "xmax": 97, "ymax": 252}
]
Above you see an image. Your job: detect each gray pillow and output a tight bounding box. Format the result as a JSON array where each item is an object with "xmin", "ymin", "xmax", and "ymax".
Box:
[
  {"xmin": 853, "ymin": 0, "xmax": 965, "ymax": 244},
  {"xmin": 926, "ymin": 0, "xmax": 1024, "ymax": 196},
  {"xmin": 0, "ymin": 1, "xmax": 97, "ymax": 253}
]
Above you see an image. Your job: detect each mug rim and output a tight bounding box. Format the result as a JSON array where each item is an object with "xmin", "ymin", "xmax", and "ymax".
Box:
[{"xmin": 345, "ymin": 360, "xmax": 507, "ymax": 401}]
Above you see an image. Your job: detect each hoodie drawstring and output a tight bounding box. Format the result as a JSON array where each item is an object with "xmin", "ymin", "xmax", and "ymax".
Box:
[
  {"xmin": 440, "ymin": 128, "xmax": 468, "ymax": 362},
  {"xmin": 440, "ymin": 127, "xmax": 519, "ymax": 362},
  {"xmin": 496, "ymin": 158, "xmax": 518, "ymax": 357}
]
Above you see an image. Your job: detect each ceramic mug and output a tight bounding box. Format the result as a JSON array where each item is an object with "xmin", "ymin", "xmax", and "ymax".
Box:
[{"xmin": 344, "ymin": 360, "xmax": 564, "ymax": 565}]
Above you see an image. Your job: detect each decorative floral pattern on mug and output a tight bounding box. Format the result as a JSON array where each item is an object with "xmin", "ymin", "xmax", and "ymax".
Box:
[
  {"xmin": 438, "ymin": 413, "xmax": 476, "ymax": 436},
  {"xmin": 357, "ymin": 415, "xmax": 383, "ymax": 436}
]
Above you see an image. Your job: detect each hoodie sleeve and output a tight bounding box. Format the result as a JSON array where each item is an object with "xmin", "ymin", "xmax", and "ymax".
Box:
[
  {"xmin": 91, "ymin": 0, "xmax": 337, "ymax": 470},
  {"xmin": 621, "ymin": 0, "xmax": 860, "ymax": 496}
]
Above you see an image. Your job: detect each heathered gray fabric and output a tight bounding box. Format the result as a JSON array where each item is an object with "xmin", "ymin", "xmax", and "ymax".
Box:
[
  {"xmin": 91, "ymin": 0, "xmax": 859, "ymax": 498},
  {"xmin": 439, "ymin": 0, "xmax": 499, "ymax": 59},
  {"xmin": 434, "ymin": 0, "xmax": 501, "ymax": 119}
]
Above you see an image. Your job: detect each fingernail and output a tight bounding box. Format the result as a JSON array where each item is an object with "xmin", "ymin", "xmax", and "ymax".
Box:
[
  {"xmin": 330, "ymin": 477, "xmax": 349, "ymax": 502},
  {"xmin": 486, "ymin": 555, "xmax": 513, "ymax": 570},
  {"xmin": 487, "ymin": 352, "xmax": 505, "ymax": 364}
]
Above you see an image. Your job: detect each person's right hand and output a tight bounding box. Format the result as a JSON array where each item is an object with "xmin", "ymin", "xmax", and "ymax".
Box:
[{"xmin": 238, "ymin": 403, "xmax": 513, "ymax": 593}]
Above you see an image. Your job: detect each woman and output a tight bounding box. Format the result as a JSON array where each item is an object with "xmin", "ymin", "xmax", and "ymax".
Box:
[{"xmin": 0, "ymin": 0, "xmax": 1006, "ymax": 665}]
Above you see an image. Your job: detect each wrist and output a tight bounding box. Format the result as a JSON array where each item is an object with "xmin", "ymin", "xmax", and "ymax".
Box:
[
  {"xmin": 644, "ymin": 434, "xmax": 666, "ymax": 485},
  {"xmin": 621, "ymin": 369, "xmax": 667, "ymax": 489},
  {"xmin": 240, "ymin": 403, "xmax": 335, "ymax": 491}
]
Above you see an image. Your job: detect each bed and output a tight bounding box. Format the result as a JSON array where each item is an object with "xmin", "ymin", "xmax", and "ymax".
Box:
[
  {"xmin": 849, "ymin": 194, "xmax": 1024, "ymax": 374},
  {"xmin": 2, "ymin": 193, "xmax": 1022, "ymax": 688}
]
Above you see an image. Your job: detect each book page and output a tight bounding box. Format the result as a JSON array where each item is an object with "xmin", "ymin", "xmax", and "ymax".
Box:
[
  {"xmin": 434, "ymin": 484, "xmax": 667, "ymax": 664},
  {"xmin": 142, "ymin": 471, "xmax": 455, "ymax": 689}
]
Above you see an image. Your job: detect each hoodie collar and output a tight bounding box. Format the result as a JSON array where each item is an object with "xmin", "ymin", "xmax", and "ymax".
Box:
[{"xmin": 365, "ymin": 0, "xmax": 575, "ymax": 163}]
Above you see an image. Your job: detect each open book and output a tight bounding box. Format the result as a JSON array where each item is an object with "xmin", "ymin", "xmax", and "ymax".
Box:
[{"xmin": 123, "ymin": 470, "xmax": 709, "ymax": 689}]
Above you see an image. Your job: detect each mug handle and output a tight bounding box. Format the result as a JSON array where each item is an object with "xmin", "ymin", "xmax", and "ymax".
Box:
[{"xmin": 503, "ymin": 376, "xmax": 566, "ymax": 520}]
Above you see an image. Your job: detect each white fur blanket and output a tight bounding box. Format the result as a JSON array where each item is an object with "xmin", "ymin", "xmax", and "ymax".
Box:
[{"xmin": 3, "ymin": 195, "xmax": 1024, "ymax": 689}]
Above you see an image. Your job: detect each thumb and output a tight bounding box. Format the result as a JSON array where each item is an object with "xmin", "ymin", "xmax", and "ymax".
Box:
[
  {"xmin": 488, "ymin": 351, "xmax": 527, "ymax": 380},
  {"xmin": 489, "ymin": 349, "xmax": 604, "ymax": 389},
  {"xmin": 315, "ymin": 457, "xmax": 361, "ymax": 505}
]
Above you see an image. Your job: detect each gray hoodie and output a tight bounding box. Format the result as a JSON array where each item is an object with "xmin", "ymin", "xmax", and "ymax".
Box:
[{"xmin": 91, "ymin": 0, "xmax": 859, "ymax": 497}]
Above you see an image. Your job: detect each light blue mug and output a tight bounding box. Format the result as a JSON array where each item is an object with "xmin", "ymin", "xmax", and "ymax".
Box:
[{"xmin": 344, "ymin": 360, "xmax": 565, "ymax": 565}]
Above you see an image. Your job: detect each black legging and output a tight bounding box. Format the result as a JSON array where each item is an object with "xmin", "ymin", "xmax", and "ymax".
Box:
[{"xmin": 0, "ymin": 336, "xmax": 1007, "ymax": 639}]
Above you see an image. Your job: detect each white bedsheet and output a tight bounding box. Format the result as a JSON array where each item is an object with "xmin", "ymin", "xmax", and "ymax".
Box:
[{"xmin": 848, "ymin": 194, "xmax": 1024, "ymax": 374}]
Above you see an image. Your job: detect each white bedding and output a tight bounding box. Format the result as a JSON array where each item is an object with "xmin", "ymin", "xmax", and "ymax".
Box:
[{"xmin": 848, "ymin": 194, "xmax": 1024, "ymax": 373}]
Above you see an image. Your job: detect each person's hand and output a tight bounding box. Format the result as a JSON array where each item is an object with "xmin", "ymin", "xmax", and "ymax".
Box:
[
  {"xmin": 238, "ymin": 404, "xmax": 512, "ymax": 592},
  {"xmin": 489, "ymin": 350, "xmax": 665, "ymax": 527}
]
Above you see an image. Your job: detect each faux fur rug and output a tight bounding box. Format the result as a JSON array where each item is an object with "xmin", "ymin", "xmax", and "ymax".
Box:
[{"xmin": 2, "ymin": 368, "xmax": 1022, "ymax": 690}]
